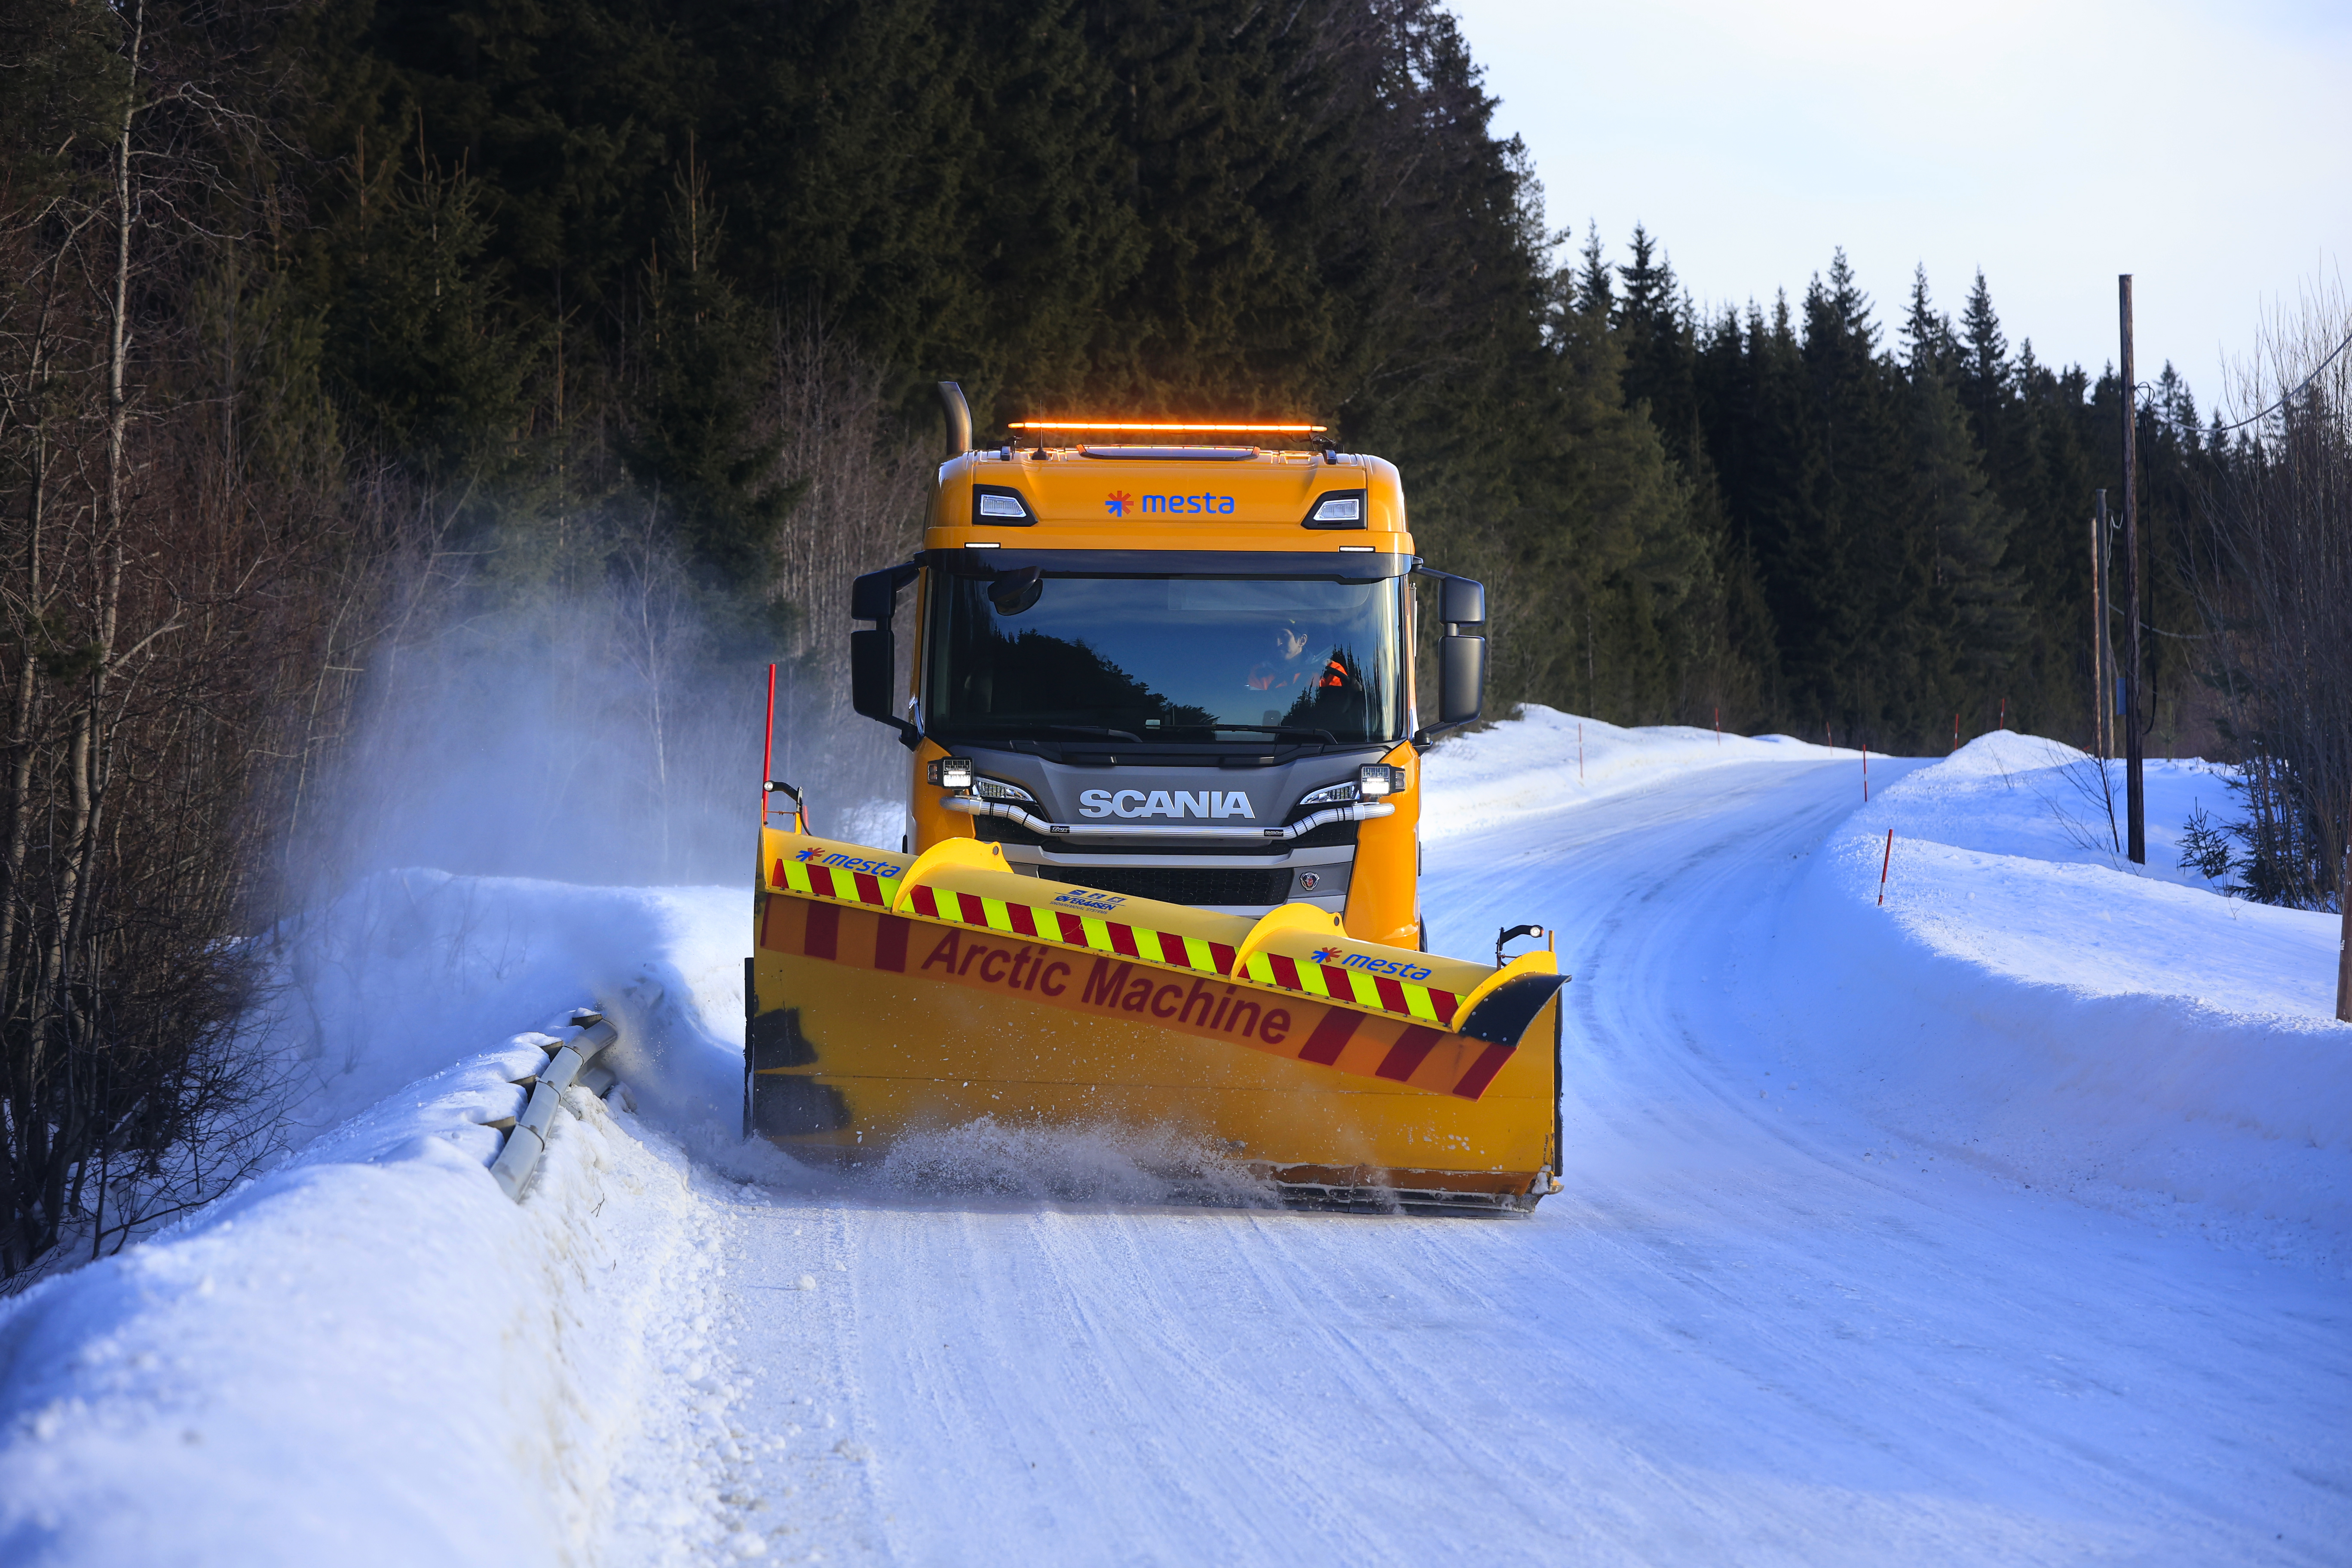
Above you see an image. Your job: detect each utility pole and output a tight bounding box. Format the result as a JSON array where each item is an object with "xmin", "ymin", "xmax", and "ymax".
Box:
[{"xmin": 2119, "ymin": 276, "xmax": 2146, "ymax": 865}]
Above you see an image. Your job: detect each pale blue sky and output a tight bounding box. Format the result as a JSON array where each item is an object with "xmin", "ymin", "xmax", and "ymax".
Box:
[{"xmin": 1450, "ymin": 0, "xmax": 2352, "ymax": 413}]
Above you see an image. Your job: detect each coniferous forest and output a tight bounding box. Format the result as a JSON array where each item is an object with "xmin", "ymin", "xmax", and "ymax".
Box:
[{"xmin": 3, "ymin": 0, "xmax": 2344, "ymax": 1272}]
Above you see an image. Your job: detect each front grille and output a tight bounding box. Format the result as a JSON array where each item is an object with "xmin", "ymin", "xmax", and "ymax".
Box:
[
  {"xmin": 1049, "ymin": 865, "xmax": 1295, "ymax": 907},
  {"xmin": 975, "ymin": 815, "xmax": 1359, "ymax": 854}
]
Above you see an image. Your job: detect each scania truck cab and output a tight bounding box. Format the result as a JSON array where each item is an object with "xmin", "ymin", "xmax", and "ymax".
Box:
[{"xmin": 849, "ymin": 387, "xmax": 1488, "ymax": 952}]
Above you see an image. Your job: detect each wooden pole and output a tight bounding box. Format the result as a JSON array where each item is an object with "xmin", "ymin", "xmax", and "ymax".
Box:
[{"xmin": 2120, "ymin": 276, "xmax": 2146, "ymax": 864}]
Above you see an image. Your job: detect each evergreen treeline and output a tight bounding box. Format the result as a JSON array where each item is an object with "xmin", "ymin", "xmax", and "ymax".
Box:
[
  {"xmin": 6, "ymin": 0, "xmax": 2296, "ymax": 1273},
  {"xmin": 267, "ymin": 0, "xmax": 2221, "ymax": 750}
]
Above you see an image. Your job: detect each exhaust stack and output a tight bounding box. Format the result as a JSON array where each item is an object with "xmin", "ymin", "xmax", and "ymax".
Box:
[{"xmin": 938, "ymin": 381, "xmax": 972, "ymax": 457}]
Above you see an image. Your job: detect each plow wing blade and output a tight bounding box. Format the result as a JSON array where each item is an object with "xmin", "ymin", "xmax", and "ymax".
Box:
[{"xmin": 749, "ymin": 829, "xmax": 1564, "ymax": 1210}]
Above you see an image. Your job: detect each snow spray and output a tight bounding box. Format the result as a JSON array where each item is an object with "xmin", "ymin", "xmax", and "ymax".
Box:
[{"xmin": 1878, "ymin": 829, "xmax": 1894, "ymax": 906}]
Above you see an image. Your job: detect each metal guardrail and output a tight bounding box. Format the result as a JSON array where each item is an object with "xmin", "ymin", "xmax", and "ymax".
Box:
[{"xmin": 488, "ymin": 1007, "xmax": 621, "ymax": 1201}]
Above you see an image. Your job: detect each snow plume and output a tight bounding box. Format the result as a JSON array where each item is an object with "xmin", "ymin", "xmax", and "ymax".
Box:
[{"xmin": 291, "ymin": 554, "xmax": 888, "ymax": 894}]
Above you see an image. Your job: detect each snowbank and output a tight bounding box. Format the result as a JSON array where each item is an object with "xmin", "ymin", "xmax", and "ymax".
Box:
[
  {"xmin": 1785, "ymin": 731, "xmax": 2349, "ymax": 1255},
  {"xmin": 0, "ymin": 876, "xmax": 764, "ymax": 1567},
  {"xmin": 1421, "ymin": 703, "xmax": 1834, "ymax": 840}
]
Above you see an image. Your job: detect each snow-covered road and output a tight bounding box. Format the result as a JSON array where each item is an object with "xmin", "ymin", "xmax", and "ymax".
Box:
[
  {"xmin": 5, "ymin": 722, "xmax": 2346, "ymax": 1566},
  {"xmin": 678, "ymin": 755, "xmax": 2350, "ymax": 1565}
]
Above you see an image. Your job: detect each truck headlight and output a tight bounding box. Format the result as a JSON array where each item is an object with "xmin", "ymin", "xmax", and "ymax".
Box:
[
  {"xmin": 971, "ymin": 776, "xmax": 1035, "ymax": 803},
  {"xmin": 1356, "ymin": 764, "xmax": 1407, "ymax": 797},
  {"xmin": 1297, "ymin": 780, "xmax": 1359, "ymax": 806}
]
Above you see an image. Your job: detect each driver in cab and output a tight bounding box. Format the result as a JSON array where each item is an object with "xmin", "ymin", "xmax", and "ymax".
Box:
[{"xmin": 1246, "ymin": 620, "xmax": 1349, "ymax": 692}]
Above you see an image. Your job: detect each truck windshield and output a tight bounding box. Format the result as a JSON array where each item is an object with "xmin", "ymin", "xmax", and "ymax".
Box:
[{"xmin": 926, "ymin": 572, "xmax": 1404, "ymax": 745}]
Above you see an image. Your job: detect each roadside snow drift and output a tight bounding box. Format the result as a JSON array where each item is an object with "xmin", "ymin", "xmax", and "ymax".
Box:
[
  {"xmin": 0, "ymin": 877, "xmax": 758, "ymax": 1567},
  {"xmin": 1774, "ymin": 730, "xmax": 2347, "ymax": 1253}
]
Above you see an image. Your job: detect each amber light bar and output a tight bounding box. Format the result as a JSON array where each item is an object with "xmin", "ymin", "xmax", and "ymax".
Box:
[{"xmin": 1006, "ymin": 419, "xmax": 1328, "ymax": 433}]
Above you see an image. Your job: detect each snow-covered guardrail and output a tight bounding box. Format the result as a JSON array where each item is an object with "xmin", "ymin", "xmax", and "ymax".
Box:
[{"xmin": 488, "ymin": 1006, "xmax": 622, "ymax": 1200}]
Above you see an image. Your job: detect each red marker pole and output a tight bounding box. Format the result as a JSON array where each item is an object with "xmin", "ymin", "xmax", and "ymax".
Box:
[
  {"xmin": 1952, "ymin": 713, "xmax": 1960, "ymax": 753},
  {"xmin": 1999, "ymin": 696, "xmax": 2007, "ymax": 731},
  {"xmin": 1715, "ymin": 706, "xmax": 1721, "ymax": 746},
  {"xmin": 761, "ymin": 662, "xmax": 778, "ymax": 828},
  {"xmin": 1863, "ymin": 746, "xmax": 1869, "ymax": 803},
  {"xmin": 1578, "ymin": 721, "xmax": 1585, "ymax": 783},
  {"xmin": 1878, "ymin": 828, "xmax": 1894, "ymax": 906}
]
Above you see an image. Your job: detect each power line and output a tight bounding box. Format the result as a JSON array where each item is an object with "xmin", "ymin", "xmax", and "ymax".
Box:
[{"xmin": 2209, "ymin": 322, "xmax": 2352, "ymax": 435}]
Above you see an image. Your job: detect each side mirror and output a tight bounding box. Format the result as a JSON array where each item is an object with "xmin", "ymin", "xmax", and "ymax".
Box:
[
  {"xmin": 851, "ymin": 564, "xmax": 914, "ymax": 623},
  {"xmin": 1438, "ymin": 633, "xmax": 1485, "ymax": 726},
  {"xmin": 849, "ymin": 563, "xmax": 921, "ymax": 744},
  {"xmin": 1413, "ymin": 565, "xmax": 1488, "ymax": 744},
  {"xmin": 1439, "ymin": 576, "xmax": 1485, "ymax": 626},
  {"xmin": 850, "ymin": 628, "xmax": 896, "ymax": 723}
]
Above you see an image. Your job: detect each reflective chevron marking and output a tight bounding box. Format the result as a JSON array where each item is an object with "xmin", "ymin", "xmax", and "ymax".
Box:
[
  {"xmin": 770, "ymin": 857, "xmax": 1458, "ymax": 1031},
  {"xmin": 773, "ymin": 857, "xmax": 900, "ymax": 909},
  {"xmin": 754, "ymin": 894, "xmax": 1526, "ymax": 1101}
]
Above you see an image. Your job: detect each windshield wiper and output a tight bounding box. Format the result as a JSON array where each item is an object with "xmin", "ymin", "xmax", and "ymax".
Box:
[
  {"xmin": 1175, "ymin": 723, "xmax": 1341, "ymax": 744},
  {"xmin": 949, "ymin": 722, "xmax": 1145, "ymax": 744}
]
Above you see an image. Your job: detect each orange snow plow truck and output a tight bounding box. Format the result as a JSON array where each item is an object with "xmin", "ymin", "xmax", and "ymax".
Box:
[{"xmin": 745, "ymin": 387, "xmax": 1564, "ymax": 1211}]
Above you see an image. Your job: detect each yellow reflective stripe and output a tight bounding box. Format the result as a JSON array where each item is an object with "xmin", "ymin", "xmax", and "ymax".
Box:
[{"xmin": 773, "ymin": 865, "xmax": 1462, "ymax": 1025}]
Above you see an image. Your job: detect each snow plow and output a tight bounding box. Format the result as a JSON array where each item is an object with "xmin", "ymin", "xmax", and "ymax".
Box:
[{"xmin": 746, "ymin": 392, "xmax": 1565, "ymax": 1210}]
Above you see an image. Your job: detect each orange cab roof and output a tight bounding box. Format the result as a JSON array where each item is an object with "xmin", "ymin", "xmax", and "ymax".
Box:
[{"xmin": 927, "ymin": 447, "xmax": 1411, "ymax": 557}]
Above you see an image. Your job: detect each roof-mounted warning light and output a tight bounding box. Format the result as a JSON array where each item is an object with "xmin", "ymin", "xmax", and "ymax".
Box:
[{"xmin": 1006, "ymin": 420, "xmax": 1329, "ymax": 434}]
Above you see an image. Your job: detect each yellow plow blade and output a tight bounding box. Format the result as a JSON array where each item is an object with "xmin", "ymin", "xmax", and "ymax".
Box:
[{"xmin": 747, "ymin": 828, "xmax": 1565, "ymax": 1210}]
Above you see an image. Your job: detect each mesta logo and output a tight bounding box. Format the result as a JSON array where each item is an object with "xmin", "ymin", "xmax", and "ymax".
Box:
[
  {"xmin": 1104, "ymin": 489, "xmax": 1133, "ymax": 518},
  {"xmin": 794, "ymin": 848, "xmax": 821, "ymax": 863},
  {"xmin": 1309, "ymin": 946, "xmax": 1340, "ymax": 964}
]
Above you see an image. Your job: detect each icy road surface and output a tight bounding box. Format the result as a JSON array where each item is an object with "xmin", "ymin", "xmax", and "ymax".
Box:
[{"xmin": 681, "ymin": 753, "xmax": 2349, "ymax": 1566}]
